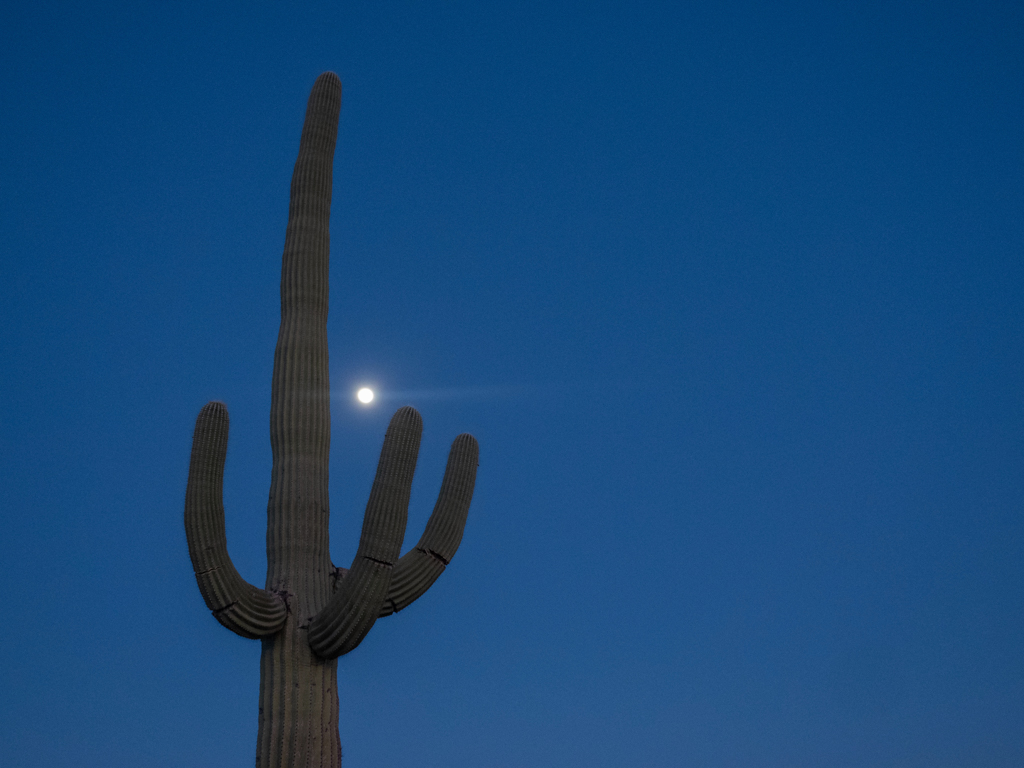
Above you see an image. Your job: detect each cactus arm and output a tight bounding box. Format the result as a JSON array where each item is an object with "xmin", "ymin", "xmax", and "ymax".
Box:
[
  {"xmin": 379, "ymin": 433, "xmax": 478, "ymax": 617},
  {"xmin": 185, "ymin": 402, "xmax": 288, "ymax": 638},
  {"xmin": 307, "ymin": 406, "xmax": 421, "ymax": 658}
]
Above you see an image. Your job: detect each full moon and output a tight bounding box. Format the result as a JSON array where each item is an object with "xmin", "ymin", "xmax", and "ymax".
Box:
[{"xmin": 356, "ymin": 387, "xmax": 374, "ymax": 404}]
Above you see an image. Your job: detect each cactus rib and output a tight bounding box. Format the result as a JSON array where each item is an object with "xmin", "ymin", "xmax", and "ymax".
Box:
[{"xmin": 185, "ymin": 401, "xmax": 288, "ymax": 638}]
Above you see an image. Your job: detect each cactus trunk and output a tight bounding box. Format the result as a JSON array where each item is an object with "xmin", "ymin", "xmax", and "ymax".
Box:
[
  {"xmin": 184, "ymin": 72, "xmax": 479, "ymax": 768},
  {"xmin": 257, "ymin": 72, "xmax": 340, "ymax": 768}
]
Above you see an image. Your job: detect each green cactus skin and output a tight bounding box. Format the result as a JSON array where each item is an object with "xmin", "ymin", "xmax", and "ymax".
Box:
[{"xmin": 184, "ymin": 72, "xmax": 479, "ymax": 768}]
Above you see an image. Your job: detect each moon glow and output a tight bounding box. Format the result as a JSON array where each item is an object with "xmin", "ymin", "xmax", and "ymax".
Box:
[{"xmin": 356, "ymin": 387, "xmax": 375, "ymax": 404}]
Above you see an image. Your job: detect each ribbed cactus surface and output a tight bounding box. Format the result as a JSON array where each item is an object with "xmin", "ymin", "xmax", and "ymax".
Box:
[{"xmin": 184, "ymin": 72, "xmax": 478, "ymax": 768}]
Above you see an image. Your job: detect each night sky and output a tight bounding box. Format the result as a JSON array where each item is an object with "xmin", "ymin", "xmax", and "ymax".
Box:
[{"xmin": 2, "ymin": 2, "xmax": 1022, "ymax": 766}]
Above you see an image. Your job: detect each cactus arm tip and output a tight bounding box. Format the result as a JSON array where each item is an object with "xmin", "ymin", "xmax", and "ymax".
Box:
[
  {"xmin": 185, "ymin": 401, "xmax": 287, "ymax": 638},
  {"xmin": 307, "ymin": 406, "xmax": 422, "ymax": 658},
  {"xmin": 379, "ymin": 431, "xmax": 478, "ymax": 617}
]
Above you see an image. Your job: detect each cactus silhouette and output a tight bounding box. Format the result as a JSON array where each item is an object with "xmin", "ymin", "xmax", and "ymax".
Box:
[{"xmin": 184, "ymin": 72, "xmax": 478, "ymax": 768}]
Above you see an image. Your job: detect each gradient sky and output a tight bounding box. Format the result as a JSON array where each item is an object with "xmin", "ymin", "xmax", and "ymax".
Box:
[{"xmin": 2, "ymin": 2, "xmax": 1022, "ymax": 766}]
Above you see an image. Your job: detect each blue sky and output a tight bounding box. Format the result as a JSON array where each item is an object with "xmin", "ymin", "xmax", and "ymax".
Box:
[{"xmin": 1, "ymin": 1, "xmax": 1022, "ymax": 766}]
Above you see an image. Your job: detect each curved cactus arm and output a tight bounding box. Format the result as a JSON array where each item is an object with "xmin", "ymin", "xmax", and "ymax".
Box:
[
  {"xmin": 307, "ymin": 406, "xmax": 421, "ymax": 658},
  {"xmin": 185, "ymin": 402, "xmax": 288, "ymax": 638},
  {"xmin": 378, "ymin": 433, "xmax": 478, "ymax": 617}
]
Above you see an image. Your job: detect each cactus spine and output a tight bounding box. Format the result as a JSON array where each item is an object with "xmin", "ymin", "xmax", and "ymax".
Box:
[{"xmin": 184, "ymin": 72, "xmax": 479, "ymax": 768}]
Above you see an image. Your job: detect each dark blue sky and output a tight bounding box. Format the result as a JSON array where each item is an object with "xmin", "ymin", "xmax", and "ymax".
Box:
[{"xmin": 2, "ymin": 2, "xmax": 1022, "ymax": 766}]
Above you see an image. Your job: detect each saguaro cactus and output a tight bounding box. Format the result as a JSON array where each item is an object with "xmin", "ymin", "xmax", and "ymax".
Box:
[{"xmin": 184, "ymin": 72, "xmax": 478, "ymax": 768}]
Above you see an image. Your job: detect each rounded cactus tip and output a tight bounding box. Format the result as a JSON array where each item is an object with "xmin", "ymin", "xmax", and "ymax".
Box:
[
  {"xmin": 313, "ymin": 71, "xmax": 341, "ymax": 92},
  {"xmin": 451, "ymin": 433, "xmax": 479, "ymax": 451},
  {"xmin": 392, "ymin": 405, "xmax": 422, "ymax": 423},
  {"xmin": 198, "ymin": 400, "xmax": 228, "ymax": 419}
]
